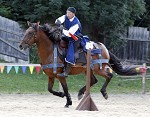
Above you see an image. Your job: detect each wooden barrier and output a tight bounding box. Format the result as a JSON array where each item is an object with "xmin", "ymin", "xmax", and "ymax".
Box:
[{"xmin": 76, "ymin": 49, "xmax": 98, "ymax": 111}]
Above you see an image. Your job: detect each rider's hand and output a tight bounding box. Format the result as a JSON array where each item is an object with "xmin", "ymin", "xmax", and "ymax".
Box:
[
  {"xmin": 59, "ymin": 25, "xmax": 64, "ymax": 30},
  {"xmin": 55, "ymin": 20, "xmax": 61, "ymax": 26}
]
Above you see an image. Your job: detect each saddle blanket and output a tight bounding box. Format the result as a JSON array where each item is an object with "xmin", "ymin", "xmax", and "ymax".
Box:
[{"xmin": 81, "ymin": 36, "xmax": 102, "ymax": 55}]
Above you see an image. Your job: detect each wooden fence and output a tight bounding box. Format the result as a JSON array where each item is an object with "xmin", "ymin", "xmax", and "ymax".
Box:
[
  {"xmin": 0, "ymin": 16, "xmax": 29, "ymax": 63},
  {"xmin": 112, "ymin": 27, "xmax": 150, "ymax": 65}
]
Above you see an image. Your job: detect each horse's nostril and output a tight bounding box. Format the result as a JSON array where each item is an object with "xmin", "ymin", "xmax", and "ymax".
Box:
[{"xmin": 19, "ymin": 45, "xmax": 23, "ymax": 49}]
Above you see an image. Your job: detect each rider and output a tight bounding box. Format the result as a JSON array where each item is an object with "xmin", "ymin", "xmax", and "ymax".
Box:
[{"xmin": 55, "ymin": 7, "xmax": 82, "ymax": 77}]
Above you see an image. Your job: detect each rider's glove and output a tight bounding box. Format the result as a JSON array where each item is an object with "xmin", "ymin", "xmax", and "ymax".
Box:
[{"xmin": 55, "ymin": 20, "xmax": 61, "ymax": 27}]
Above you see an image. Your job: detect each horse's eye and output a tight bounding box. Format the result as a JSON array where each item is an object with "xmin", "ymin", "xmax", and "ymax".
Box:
[{"xmin": 29, "ymin": 32, "xmax": 32, "ymax": 35}]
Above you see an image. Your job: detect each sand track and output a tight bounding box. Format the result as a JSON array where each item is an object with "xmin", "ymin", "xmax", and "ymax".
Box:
[{"xmin": 0, "ymin": 93, "xmax": 150, "ymax": 117}]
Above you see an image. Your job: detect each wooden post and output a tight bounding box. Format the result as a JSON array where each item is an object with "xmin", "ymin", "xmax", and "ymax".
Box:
[
  {"xmin": 76, "ymin": 49, "xmax": 98, "ymax": 111},
  {"xmin": 142, "ymin": 63, "xmax": 146, "ymax": 94}
]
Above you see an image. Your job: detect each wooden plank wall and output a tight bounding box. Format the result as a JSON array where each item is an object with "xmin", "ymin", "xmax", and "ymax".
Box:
[
  {"xmin": 112, "ymin": 27, "xmax": 150, "ymax": 65},
  {"xmin": 0, "ymin": 16, "xmax": 29, "ymax": 63}
]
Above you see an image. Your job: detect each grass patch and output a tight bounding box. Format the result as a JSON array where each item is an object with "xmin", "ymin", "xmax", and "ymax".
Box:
[{"xmin": 0, "ymin": 67, "xmax": 150, "ymax": 94}]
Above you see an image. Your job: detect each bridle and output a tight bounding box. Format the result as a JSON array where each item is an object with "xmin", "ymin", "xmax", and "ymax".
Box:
[
  {"xmin": 22, "ymin": 27, "xmax": 37, "ymax": 47},
  {"xmin": 22, "ymin": 24, "xmax": 63, "ymax": 47}
]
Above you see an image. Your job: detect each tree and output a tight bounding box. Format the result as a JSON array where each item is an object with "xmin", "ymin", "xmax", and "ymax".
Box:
[
  {"xmin": 0, "ymin": 0, "xmax": 12, "ymax": 18},
  {"xmin": 134, "ymin": 0, "xmax": 150, "ymax": 30},
  {"xmin": 82, "ymin": 0, "xmax": 146, "ymax": 49},
  {"xmin": 0, "ymin": 0, "xmax": 146, "ymax": 63},
  {"xmin": 1, "ymin": 0, "xmax": 146, "ymax": 46}
]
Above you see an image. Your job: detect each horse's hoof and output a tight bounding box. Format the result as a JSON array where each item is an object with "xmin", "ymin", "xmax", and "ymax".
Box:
[
  {"xmin": 64, "ymin": 101, "xmax": 72, "ymax": 108},
  {"xmin": 101, "ymin": 90, "xmax": 108, "ymax": 100},
  {"xmin": 104, "ymin": 94, "xmax": 108, "ymax": 100},
  {"xmin": 64, "ymin": 105, "xmax": 69, "ymax": 108},
  {"xmin": 78, "ymin": 94, "xmax": 83, "ymax": 100},
  {"xmin": 59, "ymin": 92, "xmax": 65, "ymax": 98}
]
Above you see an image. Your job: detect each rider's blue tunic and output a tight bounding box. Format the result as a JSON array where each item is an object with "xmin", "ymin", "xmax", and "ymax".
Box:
[{"xmin": 64, "ymin": 15, "xmax": 82, "ymax": 65}]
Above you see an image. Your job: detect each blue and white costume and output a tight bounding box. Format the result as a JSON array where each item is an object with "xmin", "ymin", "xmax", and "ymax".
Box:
[{"xmin": 55, "ymin": 15, "xmax": 82, "ymax": 65}]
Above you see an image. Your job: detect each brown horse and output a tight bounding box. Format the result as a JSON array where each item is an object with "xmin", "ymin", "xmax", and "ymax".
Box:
[{"xmin": 19, "ymin": 22, "xmax": 143, "ymax": 107}]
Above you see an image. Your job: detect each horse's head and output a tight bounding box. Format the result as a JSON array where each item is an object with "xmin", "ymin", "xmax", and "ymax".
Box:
[
  {"xmin": 19, "ymin": 21, "xmax": 62, "ymax": 50},
  {"xmin": 19, "ymin": 21, "xmax": 39, "ymax": 50}
]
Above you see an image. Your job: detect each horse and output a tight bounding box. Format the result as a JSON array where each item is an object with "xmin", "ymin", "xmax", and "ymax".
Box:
[{"xmin": 19, "ymin": 21, "xmax": 144, "ymax": 107}]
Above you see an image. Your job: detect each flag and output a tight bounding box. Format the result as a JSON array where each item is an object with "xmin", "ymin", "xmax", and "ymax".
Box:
[
  {"xmin": 29, "ymin": 66, "xmax": 34, "ymax": 74},
  {"xmin": 0, "ymin": 66, "xmax": 5, "ymax": 73},
  {"xmin": 14, "ymin": 66, "xmax": 19, "ymax": 74},
  {"xmin": 35, "ymin": 66, "xmax": 41, "ymax": 74},
  {"xmin": 7, "ymin": 66, "xmax": 12, "ymax": 74},
  {"xmin": 22, "ymin": 66, "xmax": 27, "ymax": 74}
]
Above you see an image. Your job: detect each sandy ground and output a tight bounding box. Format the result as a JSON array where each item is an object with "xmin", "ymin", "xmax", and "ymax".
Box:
[{"xmin": 0, "ymin": 93, "xmax": 150, "ymax": 117}]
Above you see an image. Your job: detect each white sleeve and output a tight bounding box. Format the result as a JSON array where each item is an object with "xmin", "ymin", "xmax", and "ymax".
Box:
[
  {"xmin": 55, "ymin": 15, "xmax": 65, "ymax": 24},
  {"xmin": 62, "ymin": 24, "xmax": 79, "ymax": 37},
  {"xmin": 68, "ymin": 24, "xmax": 79, "ymax": 34},
  {"xmin": 63, "ymin": 29, "xmax": 70, "ymax": 37}
]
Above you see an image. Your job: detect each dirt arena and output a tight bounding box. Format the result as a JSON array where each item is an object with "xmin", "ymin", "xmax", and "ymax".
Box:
[{"xmin": 0, "ymin": 93, "xmax": 150, "ymax": 117}]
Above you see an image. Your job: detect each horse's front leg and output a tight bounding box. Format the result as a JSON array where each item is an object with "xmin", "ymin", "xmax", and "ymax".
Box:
[
  {"xmin": 59, "ymin": 78, "xmax": 72, "ymax": 108},
  {"xmin": 48, "ymin": 77, "xmax": 65, "ymax": 98}
]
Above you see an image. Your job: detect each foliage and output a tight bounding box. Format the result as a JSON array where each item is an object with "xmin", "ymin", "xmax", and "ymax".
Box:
[
  {"xmin": 0, "ymin": 0, "xmax": 12, "ymax": 18},
  {"xmin": 85, "ymin": 0, "xmax": 146, "ymax": 49},
  {"xmin": 29, "ymin": 45, "xmax": 40, "ymax": 64},
  {"xmin": 0, "ymin": 0, "xmax": 147, "ymax": 62},
  {"xmin": 134, "ymin": 0, "xmax": 150, "ymax": 30}
]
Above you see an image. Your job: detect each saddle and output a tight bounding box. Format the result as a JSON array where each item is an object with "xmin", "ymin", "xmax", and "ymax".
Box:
[
  {"xmin": 58, "ymin": 39, "xmax": 87, "ymax": 65},
  {"xmin": 57, "ymin": 36, "xmax": 104, "ymax": 66}
]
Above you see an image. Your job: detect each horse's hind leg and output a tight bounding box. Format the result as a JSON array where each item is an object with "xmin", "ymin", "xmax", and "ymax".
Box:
[
  {"xmin": 78, "ymin": 71, "xmax": 98, "ymax": 100},
  {"xmin": 98, "ymin": 70, "xmax": 113, "ymax": 99},
  {"xmin": 48, "ymin": 77, "xmax": 65, "ymax": 98}
]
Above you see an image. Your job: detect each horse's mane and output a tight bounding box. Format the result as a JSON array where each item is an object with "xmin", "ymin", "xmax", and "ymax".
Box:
[
  {"xmin": 40, "ymin": 24, "xmax": 60, "ymax": 42},
  {"xmin": 40, "ymin": 24, "xmax": 57, "ymax": 35}
]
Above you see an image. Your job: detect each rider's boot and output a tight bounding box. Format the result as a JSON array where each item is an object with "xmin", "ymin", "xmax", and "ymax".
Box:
[{"xmin": 57, "ymin": 63, "xmax": 72, "ymax": 77}]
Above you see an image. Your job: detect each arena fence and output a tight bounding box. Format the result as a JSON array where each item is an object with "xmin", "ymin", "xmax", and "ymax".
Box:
[{"xmin": 0, "ymin": 16, "xmax": 29, "ymax": 63}]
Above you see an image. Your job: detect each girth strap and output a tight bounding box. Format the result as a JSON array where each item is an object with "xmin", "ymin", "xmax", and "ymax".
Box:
[
  {"xmin": 41, "ymin": 43, "xmax": 64, "ymax": 74},
  {"xmin": 90, "ymin": 59, "xmax": 109, "ymax": 70},
  {"xmin": 53, "ymin": 44, "xmax": 58, "ymax": 73}
]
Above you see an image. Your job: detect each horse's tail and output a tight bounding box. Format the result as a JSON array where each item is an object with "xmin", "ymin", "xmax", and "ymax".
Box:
[{"xmin": 108, "ymin": 51, "xmax": 143, "ymax": 75}]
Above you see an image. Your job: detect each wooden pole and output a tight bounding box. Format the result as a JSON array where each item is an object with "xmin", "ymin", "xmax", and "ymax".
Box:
[
  {"xmin": 76, "ymin": 49, "xmax": 98, "ymax": 111},
  {"xmin": 142, "ymin": 63, "xmax": 146, "ymax": 94},
  {"xmin": 85, "ymin": 49, "xmax": 91, "ymax": 96}
]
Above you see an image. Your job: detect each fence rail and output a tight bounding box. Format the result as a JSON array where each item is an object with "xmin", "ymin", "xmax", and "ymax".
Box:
[
  {"xmin": 112, "ymin": 27, "xmax": 150, "ymax": 65},
  {"xmin": 0, "ymin": 16, "xmax": 29, "ymax": 63}
]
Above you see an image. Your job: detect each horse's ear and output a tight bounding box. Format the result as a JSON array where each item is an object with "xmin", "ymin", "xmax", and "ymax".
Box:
[
  {"xmin": 37, "ymin": 21, "xmax": 40, "ymax": 26},
  {"xmin": 27, "ymin": 21, "xmax": 31, "ymax": 27}
]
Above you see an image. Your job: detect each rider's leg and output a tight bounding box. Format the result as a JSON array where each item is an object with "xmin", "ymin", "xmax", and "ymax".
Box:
[
  {"xmin": 57, "ymin": 38, "xmax": 75, "ymax": 78},
  {"xmin": 57, "ymin": 63, "xmax": 72, "ymax": 77}
]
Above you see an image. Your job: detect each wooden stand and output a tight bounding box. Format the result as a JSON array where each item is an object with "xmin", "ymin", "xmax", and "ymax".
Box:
[{"xmin": 76, "ymin": 49, "xmax": 98, "ymax": 111}]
